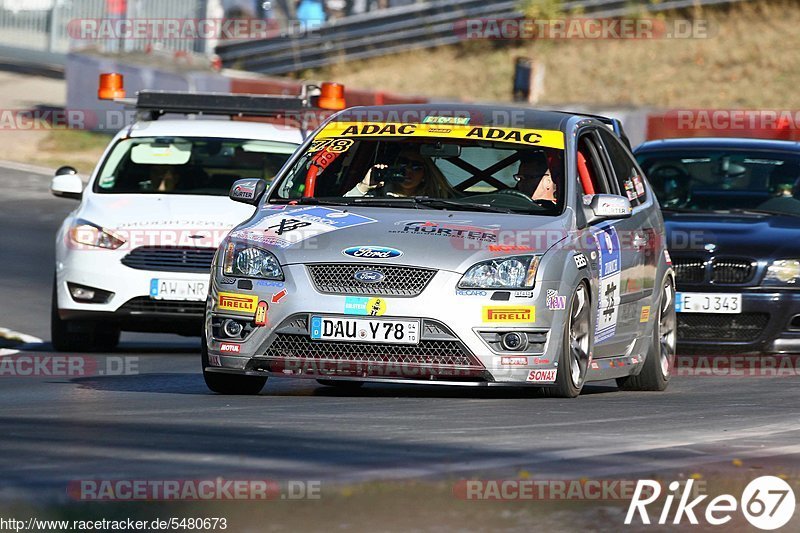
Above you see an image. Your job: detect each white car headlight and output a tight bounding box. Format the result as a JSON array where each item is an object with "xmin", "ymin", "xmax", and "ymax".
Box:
[
  {"xmin": 458, "ymin": 255, "xmax": 540, "ymax": 289},
  {"xmin": 222, "ymin": 241, "xmax": 283, "ymax": 280},
  {"xmin": 69, "ymin": 219, "xmax": 125, "ymax": 249},
  {"xmin": 765, "ymin": 259, "xmax": 800, "ymax": 284}
]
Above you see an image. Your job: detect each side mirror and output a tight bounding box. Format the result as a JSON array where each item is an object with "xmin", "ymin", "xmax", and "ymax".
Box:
[
  {"xmin": 229, "ymin": 178, "xmax": 267, "ymax": 206},
  {"xmin": 584, "ymin": 194, "xmax": 632, "ymax": 224},
  {"xmin": 51, "ymin": 168, "xmax": 84, "ymax": 200}
]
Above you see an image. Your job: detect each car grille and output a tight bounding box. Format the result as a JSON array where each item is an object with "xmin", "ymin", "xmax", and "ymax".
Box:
[
  {"xmin": 306, "ymin": 263, "xmax": 436, "ymax": 297},
  {"xmin": 257, "ymin": 315, "xmax": 484, "ymax": 378},
  {"xmin": 118, "ymin": 297, "xmax": 206, "ymax": 316},
  {"xmin": 673, "ymin": 257, "xmax": 706, "ymax": 285},
  {"xmin": 672, "ymin": 256, "xmax": 755, "ymax": 285},
  {"xmin": 712, "ymin": 259, "xmax": 755, "ymax": 284},
  {"xmin": 121, "ymin": 247, "xmax": 216, "ymax": 273},
  {"xmin": 677, "ymin": 313, "xmax": 768, "ymax": 342}
]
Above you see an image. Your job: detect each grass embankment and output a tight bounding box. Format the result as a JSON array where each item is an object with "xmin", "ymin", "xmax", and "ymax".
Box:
[{"xmin": 307, "ymin": 1, "xmax": 800, "ymax": 109}]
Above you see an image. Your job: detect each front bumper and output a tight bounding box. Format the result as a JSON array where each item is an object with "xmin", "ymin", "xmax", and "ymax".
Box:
[
  {"xmin": 204, "ymin": 265, "xmax": 566, "ymax": 384},
  {"xmin": 676, "ymin": 289, "xmax": 800, "ymax": 353},
  {"xmin": 56, "ymin": 247, "xmax": 211, "ymax": 334}
]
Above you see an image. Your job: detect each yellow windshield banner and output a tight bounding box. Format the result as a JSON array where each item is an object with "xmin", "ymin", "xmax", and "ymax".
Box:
[{"xmin": 315, "ymin": 121, "xmax": 565, "ymax": 149}]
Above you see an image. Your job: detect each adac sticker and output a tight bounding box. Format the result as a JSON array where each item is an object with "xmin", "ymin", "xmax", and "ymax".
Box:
[
  {"xmin": 640, "ymin": 305, "xmax": 651, "ymax": 323},
  {"xmin": 254, "ymin": 301, "xmax": 268, "ymax": 326},
  {"xmin": 482, "ymin": 306, "xmax": 535, "ymax": 323},
  {"xmin": 593, "ymin": 227, "xmax": 621, "ymax": 344},
  {"xmin": 232, "ymin": 207, "xmax": 376, "ymax": 249},
  {"xmin": 218, "ymin": 292, "xmax": 258, "ymax": 315},
  {"xmin": 315, "ymin": 121, "xmax": 565, "ymax": 149},
  {"xmin": 344, "ymin": 297, "xmax": 387, "ymax": 316}
]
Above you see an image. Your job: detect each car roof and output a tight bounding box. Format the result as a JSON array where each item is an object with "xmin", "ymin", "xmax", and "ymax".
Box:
[
  {"xmin": 126, "ymin": 119, "xmax": 304, "ymax": 143},
  {"xmin": 334, "ymin": 104, "xmax": 580, "ymax": 131},
  {"xmin": 635, "ymin": 137, "xmax": 800, "ymax": 153}
]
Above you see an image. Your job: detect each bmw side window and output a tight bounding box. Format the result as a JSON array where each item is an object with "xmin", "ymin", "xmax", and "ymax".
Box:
[{"xmin": 598, "ymin": 128, "xmax": 647, "ymax": 207}]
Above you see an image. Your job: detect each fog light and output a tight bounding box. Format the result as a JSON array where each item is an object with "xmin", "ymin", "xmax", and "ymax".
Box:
[
  {"xmin": 501, "ymin": 332, "xmax": 528, "ymax": 351},
  {"xmin": 70, "ymin": 286, "xmax": 95, "ymax": 301},
  {"xmin": 67, "ymin": 282, "xmax": 113, "ymax": 303},
  {"xmin": 222, "ymin": 319, "xmax": 244, "ymax": 338}
]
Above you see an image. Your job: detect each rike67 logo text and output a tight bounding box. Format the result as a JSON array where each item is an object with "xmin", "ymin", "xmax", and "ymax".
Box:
[{"xmin": 626, "ymin": 477, "xmax": 796, "ymax": 530}]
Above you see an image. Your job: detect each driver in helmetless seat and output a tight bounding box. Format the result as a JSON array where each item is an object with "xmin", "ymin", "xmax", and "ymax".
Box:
[{"xmin": 513, "ymin": 152, "xmax": 558, "ymax": 205}]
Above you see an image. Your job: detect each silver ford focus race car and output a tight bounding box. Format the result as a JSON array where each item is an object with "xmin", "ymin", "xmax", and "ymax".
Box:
[{"xmin": 202, "ymin": 105, "xmax": 675, "ymax": 398}]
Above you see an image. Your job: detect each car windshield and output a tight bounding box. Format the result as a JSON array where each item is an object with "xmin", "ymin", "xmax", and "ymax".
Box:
[
  {"xmin": 94, "ymin": 136, "xmax": 298, "ymax": 195},
  {"xmin": 270, "ymin": 121, "xmax": 566, "ymax": 214},
  {"xmin": 636, "ymin": 148, "xmax": 800, "ymax": 216}
]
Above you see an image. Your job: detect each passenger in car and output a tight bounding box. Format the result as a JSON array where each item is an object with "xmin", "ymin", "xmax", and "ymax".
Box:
[{"xmin": 514, "ymin": 152, "xmax": 558, "ymax": 205}]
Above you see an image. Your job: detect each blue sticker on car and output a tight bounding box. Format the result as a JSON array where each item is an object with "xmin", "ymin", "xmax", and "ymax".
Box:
[{"xmin": 594, "ymin": 227, "xmax": 621, "ymax": 344}]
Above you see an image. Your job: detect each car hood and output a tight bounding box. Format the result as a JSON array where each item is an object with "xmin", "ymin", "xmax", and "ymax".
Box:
[
  {"xmin": 78, "ymin": 194, "xmax": 256, "ymax": 248},
  {"xmin": 231, "ymin": 205, "xmax": 572, "ymax": 273},
  {"xmin": 665, "ymin": 211, "xmax": 800, "ymax": 258}
]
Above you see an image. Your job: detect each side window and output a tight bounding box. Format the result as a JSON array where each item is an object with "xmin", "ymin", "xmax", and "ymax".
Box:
[
  {"xmin": 576, "ymin": 132, "xmax": 609, "ymax": 196},
  {"xmin": 598, "ymin": 128, "xmax": 647, "ymax": 207}
]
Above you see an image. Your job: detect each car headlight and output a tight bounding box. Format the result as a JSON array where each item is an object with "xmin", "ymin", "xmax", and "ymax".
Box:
[
  {"xmin": 458, "ymin": 255, "xmax": 540, "ymax": 289},
  {"xmin": 765, "ymin": 259, "xmax": 800, "ymax": 284},
  {"xmin": 221, "ymin": 241, "xmax": 283, "ymax": 280},
  {"xmin": 69, "ymin": 219, "xmax": 125, "ymax": 249}
]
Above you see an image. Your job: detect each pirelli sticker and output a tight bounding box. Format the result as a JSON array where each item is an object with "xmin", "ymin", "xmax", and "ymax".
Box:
[
  {"xmin": 482, "ymin": 306, "xmax": 535, "ymax": 323},
  {"xmin": 316, "ymin": 122, "xmax": 565, "ymax": 149},
  {"xmin": 218, "ymin": 292, "xmax": 258, "ymax": 315}
]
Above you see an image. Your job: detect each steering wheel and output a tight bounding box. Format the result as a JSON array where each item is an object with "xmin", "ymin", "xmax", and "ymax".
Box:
[
  {"xmin": 650, "ymin": 164, "xmax": 689, "ymax": 182},
  {"xmin": 496, "ymin": 188, "xmax": 534, "ymax": 201},
  {"xmin": 648, "ymin": 164, "xmax": 692, "ymax": 207}
]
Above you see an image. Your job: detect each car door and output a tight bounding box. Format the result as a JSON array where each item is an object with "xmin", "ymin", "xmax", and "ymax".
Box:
[
  {"xmin": 596, "ymin": 128, "xmax": 659, "ymax": 339},
  {"xmin": 575, "ymin": 128, "xmax": 638, "ymax": 358}
]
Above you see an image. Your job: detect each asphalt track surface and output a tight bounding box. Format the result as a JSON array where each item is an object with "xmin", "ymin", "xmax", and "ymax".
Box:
[{"xmin": 0, "ymin": 165, "xmax": 798, "ymax": 530}]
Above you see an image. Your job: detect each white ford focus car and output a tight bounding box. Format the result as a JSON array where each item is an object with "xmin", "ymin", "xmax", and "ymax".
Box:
[{"xmin": 50, "ymin": 96, "xmax": 304, "ymax": 351}]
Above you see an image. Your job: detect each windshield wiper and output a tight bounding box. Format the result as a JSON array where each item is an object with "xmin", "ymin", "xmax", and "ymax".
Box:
[
  {"xmin": 411, "ymin": 197, "xmax": 518, "ymax": 214},
  {"xmin": 661, "ymin": 207, "xmax": 701, "ymax": 213},
  {"xmin": 271, "ymin": 197, "xmax": 353, "ymax": 206},
  {"xmin": 716, "ymin": 208, "xmax": 792, "ymax": 217}
]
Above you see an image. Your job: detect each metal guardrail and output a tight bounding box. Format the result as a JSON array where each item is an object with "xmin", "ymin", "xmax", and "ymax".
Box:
[
  {"xmin": 0, "ymin": 0, "xmax": 207, "ymax": 68},
  {"xmin": 217, "ymin": 0, "xmax": 752, "ymax": 75}
]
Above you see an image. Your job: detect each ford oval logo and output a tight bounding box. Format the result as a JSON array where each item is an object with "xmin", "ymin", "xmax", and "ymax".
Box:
[
  {"xmin": 353, "ymin": 270, "xmax": 385, "ymax": 283},
  {"xmin": 342, "ymin": 246, "xmax": 403, "ymax": 259}
]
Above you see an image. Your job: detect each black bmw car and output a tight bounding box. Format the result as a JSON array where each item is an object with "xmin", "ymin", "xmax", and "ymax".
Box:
[{"xmin": 634, "ymin": 138, "xmax": 800, "ymax": 354}]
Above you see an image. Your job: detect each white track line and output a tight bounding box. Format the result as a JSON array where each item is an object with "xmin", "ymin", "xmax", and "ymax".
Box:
[
  {"xmin": 0, "ymin": 159, "xmax": 53, "ymax": 176},
  {"xmin": 0, "ymin": 327, "xmax": 44, "ymax": 357}
]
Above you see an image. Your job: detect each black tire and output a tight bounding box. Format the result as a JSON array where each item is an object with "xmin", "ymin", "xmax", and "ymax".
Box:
[
  {"xmin": 51, "ymin": 280, "xmax": 120, "ymax": 353},
  {"xmin": 201, "ymin": 337, "xmax": 266, "ymax": 395},
  {"xmin": 617, "ymin": 276, "xmax": 676, "ymax": 391},
  {"xmin": 544, "ymin": 283, "xmax": 591, "ymax": 398},
  {"xmin": 316, "ymin": 379, "xmax": 365, "ymax": 389}
]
